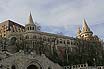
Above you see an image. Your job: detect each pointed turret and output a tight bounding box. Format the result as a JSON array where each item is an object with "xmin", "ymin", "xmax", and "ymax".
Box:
[
  {"xmin": 77, "ymin": 27, "xmax": 81, "ymax": 38},
  {"xmin": 77, "ymin": 27, "xmax": 81, "ymax": 35},
  {"xmin": 82, "ymin": 19, "xmax": 91, "ymax": 33},
  {"xmin": 25, "ymin": 12, "xmax": 37, "ymax": 32},
  {"xmin": 27, "ymin": 12, "xmax": 34, "ymax": 25},
  {"xmin": 79, "ymin": 19, "xmax": 93, "ymax": 40}
]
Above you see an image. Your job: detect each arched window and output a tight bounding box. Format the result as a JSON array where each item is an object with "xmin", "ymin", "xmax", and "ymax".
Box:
[
  {"xmin": 48, "ymin": 38, "xmax": 50, "ymax": 42},
  {"xmin": 60, "ymin": 40, "xmax": 62, "ymax": 43},
  {"xmin": 33, "ymin": 35, "xmax": 36, "ymax": 39},
  {"xmin": 11, "ymin": 65, "xmax": 16, "ymax": 69},
  {"xmin": 25, "ymin": 35, "xmax": 29, "ymax": 39},
  {"xmin": 31, "ymin": 26, "xmax": 34, "ymax": 30},
  {"xmin": 27, "ymin": 27, "xmax": 29, "ymax": 30},
  {"xmin": 57, "ymin": 40, "xmax": 59, "ymax": 44},
  {"xmin": 67, "ymin": 40, "xmax": 70, "ymax": 44},
  {"xmin": 48, "ymin": 67, "xmax": 51, "ymax": 69}
]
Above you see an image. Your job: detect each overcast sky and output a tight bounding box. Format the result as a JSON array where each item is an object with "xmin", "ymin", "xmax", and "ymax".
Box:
[{"xmin": 0, "ymin": 0, "xmax": 104, "ymax": 28}]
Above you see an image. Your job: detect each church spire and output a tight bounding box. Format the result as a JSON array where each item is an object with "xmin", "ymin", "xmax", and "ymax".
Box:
[
  {"xmin": 82, "ymin": 19, "xmax": 91, "ymax": 33},
  {"xmin": 27, "ymin": 12, "xmax": 34, "ymax": 24}
]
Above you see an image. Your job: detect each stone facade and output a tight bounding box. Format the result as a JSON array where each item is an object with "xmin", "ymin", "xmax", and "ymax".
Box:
[
  {"xmin": 0, "ymin": 51, "xmax": 63, "ymax": 69},
  {"xmin": 0, "ymin": 13, "xmax": 101, "ymax": 69},
  {"xmin": 76, "ymin": 19, "xmax": 99, "ymax": 43},
  {"xmin": 0, "ymin": 13, "xmax": 76, "ymax": 69},
  {"xmin": 0, "ymin": 20, "xmax": 25, "ymax": 38}
]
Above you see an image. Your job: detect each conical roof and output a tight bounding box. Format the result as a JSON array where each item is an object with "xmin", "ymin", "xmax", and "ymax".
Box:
[
  {"xmin": 82, "ymin": 19, "xmax": 91, "ymax": 33},
  {"xmin": 77, "ymin": 27, "xmax": 81, "ymax": 34},
  {"xmin": 27, "ymin": 12, "xmax": 34, "ymax": 25}
]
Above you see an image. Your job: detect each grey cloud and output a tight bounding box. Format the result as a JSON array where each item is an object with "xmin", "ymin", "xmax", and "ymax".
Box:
[{"xmin": 0, "ymin": 0, "xmax": 104, "ymax": 27}]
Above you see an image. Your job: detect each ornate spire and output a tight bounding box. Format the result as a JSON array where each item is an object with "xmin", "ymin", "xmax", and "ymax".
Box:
[
  {"xmin": 77, "ymin": 27, "xmax": 81, "ymax": 35},
  {"xmin": 82, "ymin": 19, "xmax": 91, "ymax": 33},
  {"xmin": 77, "ymin": 27, "xmax": 81, "ymax": 38},
  {"xmin": 27, "ymin": 12, "xmax": 34, "ymax": 24}
]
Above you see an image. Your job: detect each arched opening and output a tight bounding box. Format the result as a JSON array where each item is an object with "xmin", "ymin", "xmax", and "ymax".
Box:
[
  {"xmin": 9, "ymin": 37, "xmax": 17, "ymax": 45},
  {"xmin": 27, "ymin": 65, "xmax": 38, "ymax": 69},
  {"xmin": 11, "ymin": 65, "xmax": 16, "ymax": 69},
  {"xmin": 48, "ymin": 67, "xmax": 51, "ymax": 69}
]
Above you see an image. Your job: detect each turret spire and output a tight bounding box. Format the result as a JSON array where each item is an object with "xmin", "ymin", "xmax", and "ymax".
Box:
[
  {"xmin": 25, "ymin": 12, "xmax": 37, "ymax": 32},
  {"xmin": 77, "ymin": 27, "xmax": 81, "ymax": 38},
  {"xmin": 82, "ymin": 19, "xmax": 91, "ymax": 33},
  {"xmin": 77, "ymin": 27, "xmax": 81, "ymax": 35},
  {"xmin": 27, "ymin": 12, "xmax": 34, "ymax": 24}
]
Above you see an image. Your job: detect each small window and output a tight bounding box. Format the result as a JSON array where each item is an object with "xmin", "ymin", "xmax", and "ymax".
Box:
[
  {"xmin": 64, "ymin": 40, "xmax": 65, "ymax": 44},
  {"xmin": 48, "ymin": 67, "xmax": 51, "ymax": 69},
  {"xmin": 67, "ymin": 40, "xmax": 70, "ymax": 44},
  {"xmin": 81, "ymin": 65, "xmax": 83, "ymax": 67},
  {"xmin": 26, "ymin": 35, "xmax": 29, "ymax": 39},
  {"xmin": 84, "ymin": 65, "xmax": 86, "ymax": 67},
  {"xmin": 31, "ymin": 27, "xmax": 34, "ymax": 30},
  {"xmin": 73, "ymin": 66, "xmax": 75, "ymax": 68},
  {"xmin": 4, "ymin": 34, "xmax": 5, "ymax": 36},
  {"xmin": 28, "ymin": 27, "xmax": 29, "ymax": 30},
  {"xmin": 60, "ymin": 41, "xmax": 62, "ymax": 43},
  {"xmin": 57, "ymin": 40, "xmax": 59, "ymax": 44}
]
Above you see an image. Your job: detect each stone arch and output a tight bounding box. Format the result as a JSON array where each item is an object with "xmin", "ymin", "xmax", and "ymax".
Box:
[
  {"xmin": 25, "ymin": 35, "xmax": 29, "ymax": 39},
  {"xmin": 27, "ymin": 65, "xmax": 38, "ymax": 69},
  {"xmin": 10, "ymin": 64, "xmax": 18, "ymax": 69},
  {"xmin": 24, "ymin": 60, "xmax": 44, "ymax": 69},
  {"xmin": 11, "ymin": 65, "xmax": 16, "ymax": 69},
  {"xmin": 48, "ymin": 67, "xmax": 52, "ymax": 69},
  {"xmin": 9, "ymin": 36, "xmax": 17, "ymax": 45}
]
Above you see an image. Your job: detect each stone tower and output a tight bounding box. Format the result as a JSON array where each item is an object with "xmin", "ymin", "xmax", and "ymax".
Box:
[
  {"xmin": 80, "ymin": 19, "xmax": 93, "ymax": 39},
  {"xmin": 25, "ymin": 13, "xmax": 37, "ymax": 32},
  {"xmin": 77, "ymin": 19, "xmax": 99, "ymax": 42}
]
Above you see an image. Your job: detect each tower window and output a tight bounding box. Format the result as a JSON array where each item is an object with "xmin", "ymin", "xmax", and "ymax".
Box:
[
  {"xmin": 67, "ymin": 40, "xmax": 70, "ymax": 44},
  {"xmin": 4, "ymin": 34, "xmax": 5, "ymax": 36},
  {"xmin": 26, "ymin": 35, "xmax": 29, "ymax": 39},
  {"xmin": 48, "ymin": 66, "xmax": 51, "ymax": 69},
  {"xmin": 33, "ymin": 27, "xmax": 34, "ymax": 30},
  {"xmin": 57, "ymin": 40, "xmax": 59, "ymax": 44},
  {"xmin": 60, "ymin": 40, "xmax": 62, "ymax": 43},
  {"xmin": 28, "ymin": 27, "xmax": 29, "ymax": 30},
  {"xmin": 31, "ymin": 27, "xmax": 34, "ymax": 30}
]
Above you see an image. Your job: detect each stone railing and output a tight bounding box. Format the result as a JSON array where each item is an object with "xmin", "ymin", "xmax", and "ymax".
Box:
[{"xmin": 64, "ymin": 63, "xmax": 88, "ymax": 69}]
